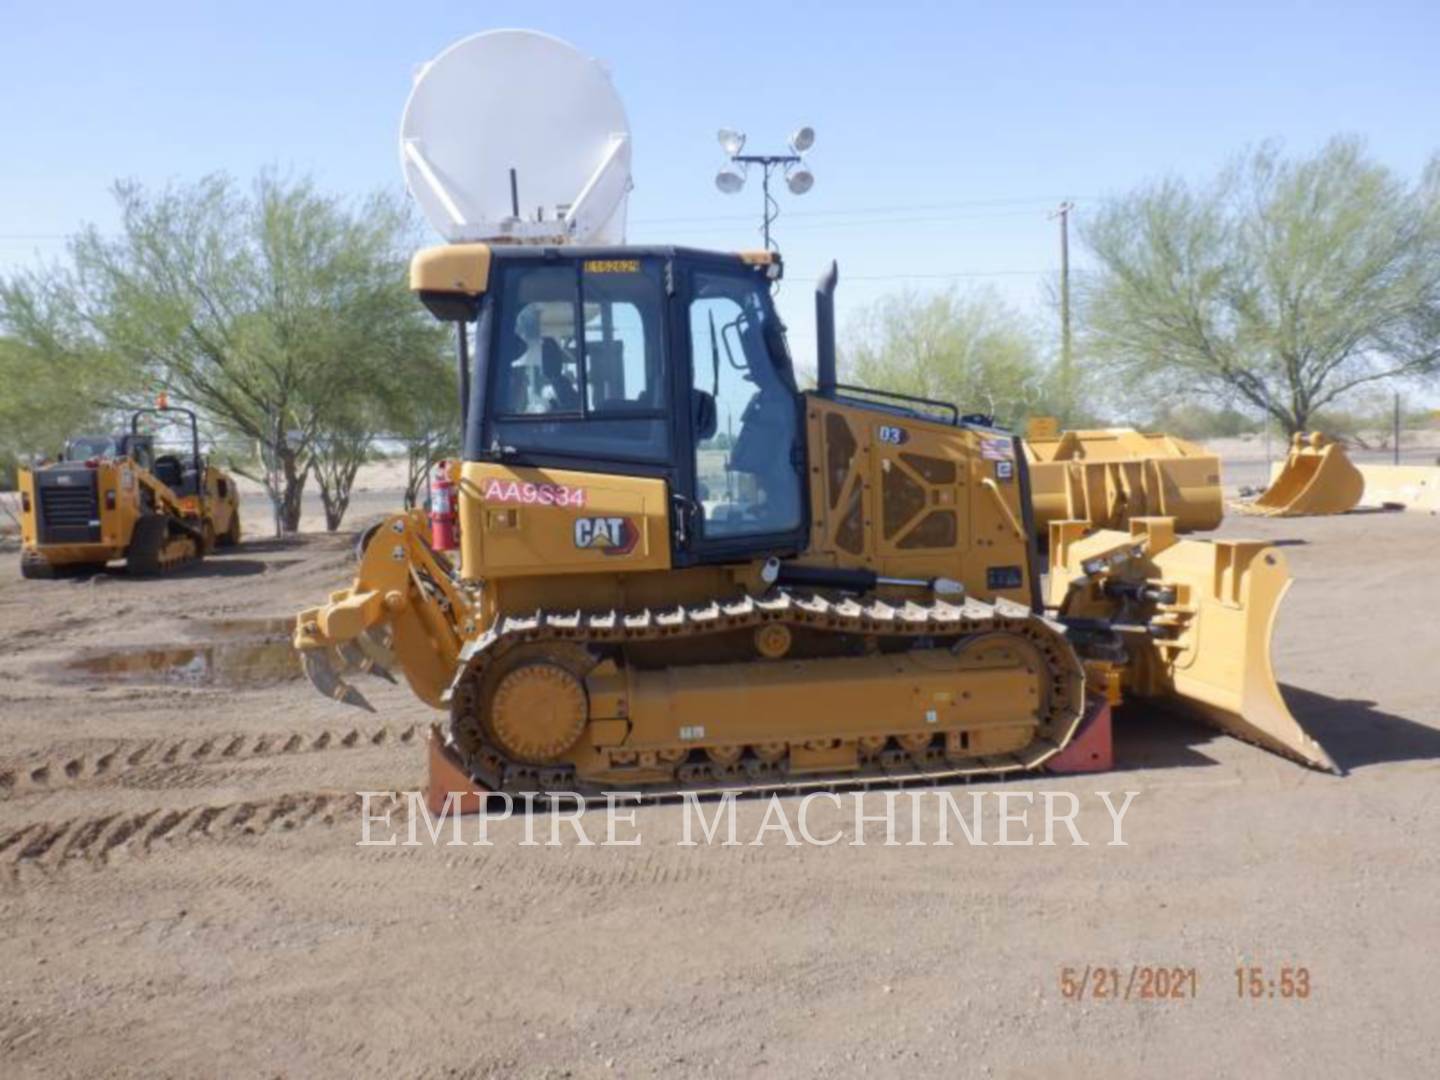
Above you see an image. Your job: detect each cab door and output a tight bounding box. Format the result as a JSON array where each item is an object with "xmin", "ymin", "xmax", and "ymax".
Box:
[
  {"xmin": 462, "ymin": 254, "xmax": 681, "ymax": 579},
  {"xmin": 674, "ymin": 260, "xmax": 808, "ymax": 566}
]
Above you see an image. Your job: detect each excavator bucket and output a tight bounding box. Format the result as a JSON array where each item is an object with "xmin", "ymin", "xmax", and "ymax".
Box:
[
  {"xmin": 1240, "ymin": 432, "xmax": 1363, "ymax": 517},
  {"xmin": 1050, "ymin": 518, "xmax": 1336, "ymax": 772},
  {"xmin": 1024, "ymin": 427, "xmax": 1224, "ymax": 533}
]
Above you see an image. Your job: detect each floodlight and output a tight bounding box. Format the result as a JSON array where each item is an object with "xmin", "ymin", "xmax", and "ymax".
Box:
[
  {"xmin": 785, "ymin": 166, "xmax": 814, "ymax": 195},
  {"xmin": 717, "ymin": 128, "xmax": 747, "ymax": 156},
  {"xmin": 788, "ymin": 126, "xmax": 815, "ymax": 154},
  {"xmin": 715, "ymin": 167, "xmax": 746, "ymax": 194}
]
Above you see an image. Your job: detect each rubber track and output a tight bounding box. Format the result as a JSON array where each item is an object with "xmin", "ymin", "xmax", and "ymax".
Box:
[
  {"xmin": 446, "ymin": 591, "xmax": 1086, "ymax": 799},
  {"xmin": 0, "ymin": 724, "xmax": 420, "ymax": 801}
]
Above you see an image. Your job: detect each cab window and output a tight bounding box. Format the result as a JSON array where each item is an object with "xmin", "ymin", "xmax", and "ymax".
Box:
[
  {"xmin": 688, "ymin": 271, "xmax": 803, "ymax": 539},
  {"xmin": 490, "ymin": 260, "xmax": 669, "ymax": 463}
]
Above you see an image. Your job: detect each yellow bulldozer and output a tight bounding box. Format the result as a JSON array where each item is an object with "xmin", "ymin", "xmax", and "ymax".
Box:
[
  {"xmin": 18, "ymin": 403, "xmax": 241, "ymax": 578},
  {"xmin": 293, "ymin": 248, "xmax": 1334, "ymax": 794}
]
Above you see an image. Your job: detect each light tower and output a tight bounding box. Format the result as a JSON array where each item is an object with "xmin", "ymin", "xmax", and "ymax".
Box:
[{"xmin": 714, "ymin": 126, "xmax": 816, "ymax": 252}]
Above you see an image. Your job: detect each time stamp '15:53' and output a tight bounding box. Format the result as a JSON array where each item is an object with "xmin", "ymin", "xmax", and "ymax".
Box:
[{"xmin": 1058, "ymin": 965, "xmax": 1313, "ymax": 1002}]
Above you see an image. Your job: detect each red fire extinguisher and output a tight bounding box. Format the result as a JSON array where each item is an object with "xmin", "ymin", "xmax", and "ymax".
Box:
[{"xmin": 429, "ymin": 461, "xmax": 458, "ymax": 551}]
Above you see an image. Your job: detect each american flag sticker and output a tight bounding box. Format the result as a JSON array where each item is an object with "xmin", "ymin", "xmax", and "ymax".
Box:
[{"xmin": 979, "ymin": 437, "xmax": 1015, "ymax": 461}]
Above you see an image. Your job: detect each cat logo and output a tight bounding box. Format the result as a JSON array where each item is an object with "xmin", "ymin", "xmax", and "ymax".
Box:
[{"xmin": 573, "ymin": 515, "xmax": 639, "ymax": 556}]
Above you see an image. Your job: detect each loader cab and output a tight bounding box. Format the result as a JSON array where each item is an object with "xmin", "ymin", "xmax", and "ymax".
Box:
[
  {"xmin": 431, "ymin": 245, "xmax": 808, "ymax": 567},
  {"xmin": 64, "ymin": 433, "xmax": 154, "ymax": 471},
  {"xmin": 128, "ymin": 406, "xmax": 206, "ymax": 499}
]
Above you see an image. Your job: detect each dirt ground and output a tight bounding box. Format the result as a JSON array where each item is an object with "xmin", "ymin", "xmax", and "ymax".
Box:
[{"xmin": 1, "ymin": 473, "xmax": 1438, "ymax": 1078}]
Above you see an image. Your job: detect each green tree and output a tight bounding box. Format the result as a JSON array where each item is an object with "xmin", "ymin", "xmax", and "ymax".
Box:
[
  {"xmin": 842, "ymin": 287, "xmax": 1049, "ymax": 426},
  {"xmin": 387, "ymin": 351, "xmax": 462, "ymax": 509},
  {"xmin": 310, "ymin": 339, "xmax": 456, "ymax": 529},
  {"xmin": 0, "ymin": 173, "xmax": 445, "ymax": 533},
  {"xmin": 0, "ymin": 333, "xmax": 136, "ymax": 529},
  {"xmin": 1080, "ymin": 137, "xmax": 1440, "ymax": 434}
]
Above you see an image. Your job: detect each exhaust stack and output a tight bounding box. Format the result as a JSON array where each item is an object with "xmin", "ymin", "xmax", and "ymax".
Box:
[{"xmin": 815, "ymin": 260, "xmax": 838, "ymax": 397}]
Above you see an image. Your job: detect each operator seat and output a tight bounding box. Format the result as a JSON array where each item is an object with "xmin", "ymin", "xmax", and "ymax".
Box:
[
  {"xmin": 541, "ymin": 340, "xmax": 581, "ymax": 411},
  {"xmin": 152, "ymin": 454, "xmax": 184, "ymax": 492}
]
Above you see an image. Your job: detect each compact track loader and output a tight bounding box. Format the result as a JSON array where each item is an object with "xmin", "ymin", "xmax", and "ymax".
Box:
[
  {"xmin": 18, "ymin": 403, "xmax": 240, "ymax": 578},
  {"xmin": 294, "ymin": 247, "xmax": 1334, "ymax": 794}
]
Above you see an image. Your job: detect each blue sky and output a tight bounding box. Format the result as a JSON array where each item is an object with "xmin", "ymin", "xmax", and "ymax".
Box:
[{"xmin": 2, "ymin": 0, "xmax": 1436, "ymax": 365}]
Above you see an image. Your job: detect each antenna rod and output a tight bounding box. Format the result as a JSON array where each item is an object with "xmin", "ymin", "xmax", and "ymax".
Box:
[{"xmin": 509, "ymin": 168, "xmax": 520, "ymax": 218}]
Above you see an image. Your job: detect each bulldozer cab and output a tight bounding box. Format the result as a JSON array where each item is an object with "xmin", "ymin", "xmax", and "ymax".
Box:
[{"xmin": 447, "ymin": 246, "xmax": 807, "ymax": 567}]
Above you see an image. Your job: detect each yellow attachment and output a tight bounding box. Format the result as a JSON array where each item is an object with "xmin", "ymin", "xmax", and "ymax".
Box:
[
  {"xmin": 1352, "ymin": 464, "xmax": 1440, "ymax": 513},
  {"xmin": 1242, "ymin": 432, "xmax": 1363, "ymax": 517},
  {"xmin": 293, "ymin": 509, "xmax": 471, "ymax": 710},
  {"xmin": 1050, "ymin": 517, "xmax": 1335, "ymax": 772},
  {"xmin": 1025, "ymin": 427, "xmax": 1223, "ymax": 533}
]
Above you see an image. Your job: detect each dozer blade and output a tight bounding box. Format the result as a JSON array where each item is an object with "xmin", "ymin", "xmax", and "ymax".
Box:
[
  {"xmin": 1240, "ymin": 432, "xmax": 1363, "ymax": 517},
  {"xmin": 301, "ymin": 647, "xmax": 375, "ymax": 712},
  {"xmin": 1051, "ymin": 518, "xmax": 1337, "ymax": 772}
]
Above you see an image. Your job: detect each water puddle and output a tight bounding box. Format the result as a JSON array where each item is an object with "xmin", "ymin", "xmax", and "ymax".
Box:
[{"xmin": 54, "ymin": 628, "xmax": 301, "ymax": 689}]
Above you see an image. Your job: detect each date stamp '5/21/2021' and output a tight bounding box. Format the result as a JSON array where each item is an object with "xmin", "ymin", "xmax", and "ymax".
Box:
[{"xmin": 1059, "ymin": 965, "xmax": 1313, "ymax": 1002}]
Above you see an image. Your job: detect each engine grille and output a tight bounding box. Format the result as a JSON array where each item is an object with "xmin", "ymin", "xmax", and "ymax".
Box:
[{"xmin": 37, "ymin": 472, "xmax": 101, "ymax": 543}]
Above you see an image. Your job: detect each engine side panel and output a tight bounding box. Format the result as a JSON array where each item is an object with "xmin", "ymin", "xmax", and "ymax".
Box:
[{"xmin": 801, "ymin": 396, "xmax": 1033, "ymax": 605}]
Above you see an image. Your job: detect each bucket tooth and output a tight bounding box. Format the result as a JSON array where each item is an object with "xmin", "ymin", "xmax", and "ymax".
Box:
[
  {"xmin": 355, "ymin": 628, "xmax": 399, "ymax": 682},
  {"xmin": 301, "ymin": 648, "xmax": 375, "ymax": 712},
  {"xmin": 335, "ymin": 640, "xmax": 396, "ymax": 683}
]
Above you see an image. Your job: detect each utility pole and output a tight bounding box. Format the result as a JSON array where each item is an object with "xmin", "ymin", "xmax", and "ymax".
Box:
[
  {"xmin": 1393, "ymin": 389, "xmax": 1401, "ymax": 465},
  {"xmin": 1051, "ymin": 201, "xmax": 1074, "ymax": 422}
]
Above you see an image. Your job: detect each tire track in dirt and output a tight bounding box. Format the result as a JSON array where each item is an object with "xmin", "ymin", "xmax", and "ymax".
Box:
[
  {"xmin": 0, "ymin": 723, "xmax": 422, "ymax": 800},
  {"xmin": 0, "ymin": 790, "xmax": 371, "ymax": 879}
]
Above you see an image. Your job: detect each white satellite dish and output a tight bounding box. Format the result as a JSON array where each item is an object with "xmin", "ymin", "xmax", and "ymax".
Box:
[{"xmin": 399, "ymin": 29, "xmax": 632, "ymax": 245}]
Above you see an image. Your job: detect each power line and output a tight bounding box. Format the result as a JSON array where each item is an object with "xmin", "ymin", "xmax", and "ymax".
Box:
[
  {"xmin": 632, "ymin": 194, "xmax": 1093, "ymax": 225},
  {"xmin": 641, "ymin": 208, "xmax": 1071, "ymax": 238},
  {"xmin": 797, "ymin": 269, "xmax": 1058, "ymax": 282},
  {"xmin": 0, "ymin": 198, "xmax": 1091, "ymax": 242}
]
